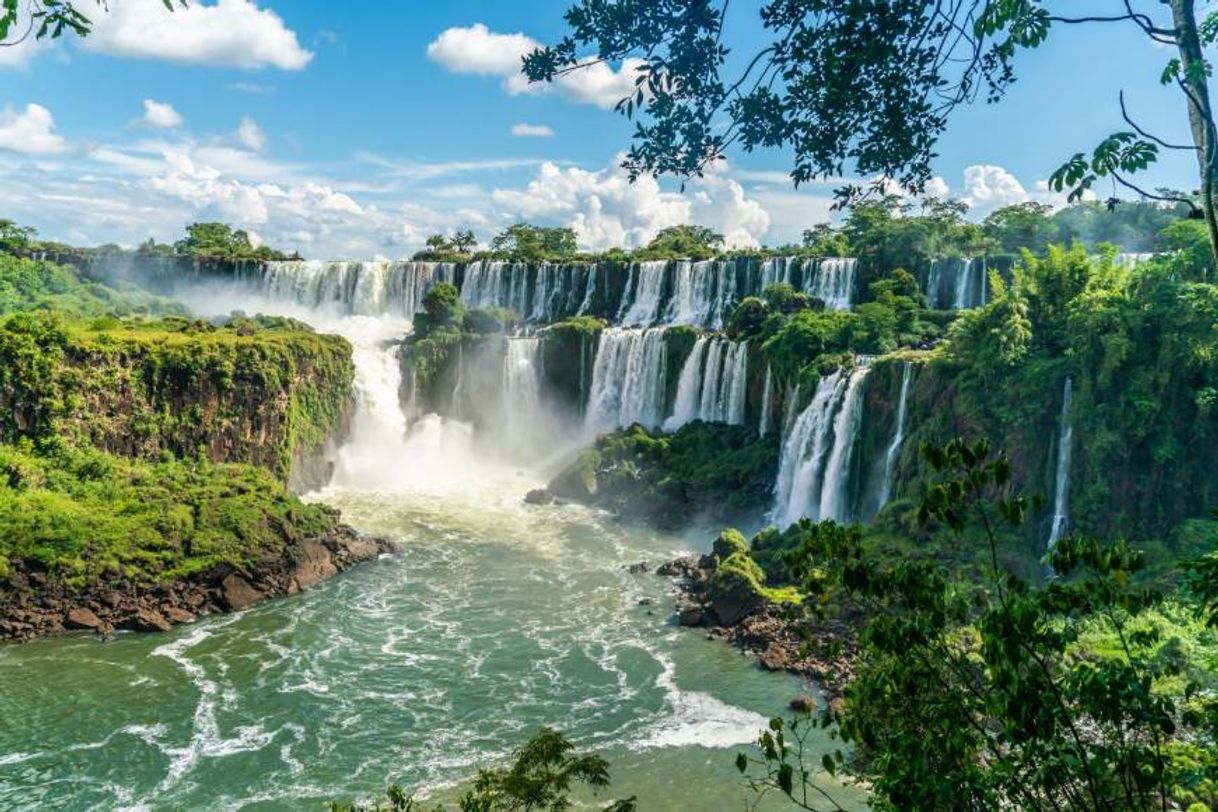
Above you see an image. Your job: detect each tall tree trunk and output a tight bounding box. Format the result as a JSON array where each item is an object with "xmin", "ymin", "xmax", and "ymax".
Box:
[{"xmin": 1170, "ymin": 0, "xmax": 1218, "ymax": 276}]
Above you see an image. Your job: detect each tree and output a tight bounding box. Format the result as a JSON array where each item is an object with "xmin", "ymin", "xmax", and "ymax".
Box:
[
  {"xmin": 0, "ymin": 219, "xmax": 37, "ymax": 251},
  {"xmin": 525, "ymin": 1, "xmax": 1218, "ymax": 267},
  {"xmin": 1, "ymin": 0, "xmax": 181, "ymax": 45},
  {"xmin": 639, "ymin": 224, "xmax": 723, "ymax": 259},
  {"xmin": 425, "ymin": 234, "xmax": 452, "ymax": 254},
  {"xmin": 329, "ymin": 728, "xmax": 636, "ymax": 812},
  {"xmin": 983, "ymin": 202, "xmax": 1060, "ymax": 253},
  {"xmin": 490, "ymin": 223, "xmax": 578, "ymax": 261},
  {"xmin": 452, "ymin": 229, "xmax": 477, "ymax": 254},
  {"xmin": 174, "ymin": 222, "xmax": 252, "ymax": 258}
]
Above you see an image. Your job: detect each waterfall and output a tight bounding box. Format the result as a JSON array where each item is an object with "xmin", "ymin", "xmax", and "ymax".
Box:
[
  {"xmin": 723, "ymin": 342, "xmax": 748, "ymax": 425},
  {"xmin": 585, "ymin": 328, "xmax": 669, "ymax": 432},
  {"xmin": 503, "ymin": 338, "xmax": 542, "ymax": 413},
  {"xmin": 665, "ymin": 337, "xmax": 709, "ymax": 430},
  {"xmin": 672, "ymin": 261, "xmax": 739, "ymax": 327},
  {"xmin": 876, "ymin": 362, "xmax": 914, "ymax": 511},
  {"xmin": 619, "ymin": 261, "xmax": 669, "ymax": 326},
  {"xmin": 697, "ymin": 340, "xmax": 727, "ymax": 423},
  {"xmin": 760, "ymin": 257, "xmax": 797, "ymax": 290},
  {"xmin": 771, "ymin": 364, "xmax": 871, "ymax": 528},
  {"xmin": 758, "ymin": 366, "xmax": 774, "ymax": 437},
  {"xmin": 261, "ymin": 260, "xmax": 452, "ymax": 318},
  {"xmin": 926, "ymin": 260, "xmax": 944, "ymax": 309},
  {"xmin": 664, "ymin": 260, "xmax": 738, "ymax": 328},
  {"xmin": 805, "ymin": 258, "xmax": 857, "ymax": 310},
  {"xmin": 1047, "ymin": 377, "xmax": 1074, "ymax": 553},
  {"xmin": 662, "ymin": 337, "xmax": 748, "ymax": 430},
  {"xmin": 1114, "ymin": 252, "xmax": 1155, "ymax": 269}
]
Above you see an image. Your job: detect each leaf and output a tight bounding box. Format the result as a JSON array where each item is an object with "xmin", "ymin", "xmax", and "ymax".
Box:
[{"xmin": 735, "ymin": 752, "xmax": 748, "ymax": 773}]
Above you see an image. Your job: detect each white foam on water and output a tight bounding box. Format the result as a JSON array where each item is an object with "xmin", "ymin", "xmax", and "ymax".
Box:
[{"xmin": 634, "ymin": 647, "xmax": 768, "ymax": 751}]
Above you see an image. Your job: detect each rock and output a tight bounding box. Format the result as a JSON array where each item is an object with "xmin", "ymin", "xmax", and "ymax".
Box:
[
  {"xmin": 292, "ymin": 540, "xmax": 338, "ymax": 592},
  {"xmin": 131, "ymin": 609, "xmax": 172, "ymax": 633},
  {"xmin": 339, "ymin": 537, "xmax": 381, "ymax": 562},
  {"xmin": 637, "ymin": 597, "xmax": 653, "ymax": 606},
  {"xmin": 220, "ymin": 574, "xmax": 264, "ymax": 612},
  {"xmin": 711, "ymin": 529, "xmax": 749, "ymax": 561},
  {"xmin": 626, "ymin": 561, "xmax": 649, "ymax": 574},
  {"xmin": 65, "ymin": 607, "xmax": 102, "ymax": 630},
  {"xmin": 678, "ymin": 606, "xmax": 705, "ymax": 627},
  {"xmin": 182, "ymin": 591, "xmax": 206, "ymax": 610},
  {"xmin": 789, "ymin": 694, "xmax": 817, "ymax": 713},
  {"xmin": 547, "ymin": 449, "xmax": 600, "ymax": 501},
  {"xmin": 656, "ymin": 557, "xmax": 696, "ymax": 577},
  {"xmin": 163, "ymin": 606, "xmax": 195, "ymax": 625},
  {"xmin": 707, "ymin": 555, "xmax": 766, "ymax": 626},
  {"xmin": 524, "ymin": 488, "xmax": 555, "ymax": 506},
  {"xmin": 758, "ymin": 643, "xmax": 789, "ymax": 671}
]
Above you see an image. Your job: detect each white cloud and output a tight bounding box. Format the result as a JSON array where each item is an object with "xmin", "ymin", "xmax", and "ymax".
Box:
[
  {"xmin": 85, "ymin": 0, "xmax": 312, "ymax": 70},
  {"xmin": 426, "ymin": 23, "xmax": 535, "ymax": 75},
  {"xmin": 491, "ymin": 156, "xmax": 769, "ymax": 251},
  {"xmin": 230, "ymin": 82, "xmax": 275, "ymax": 95},
  {"xmin": 142, "ymin": 99, "xmax": 183, "ymax": 129},
  {"xmin": 427, "ymin": 23, "xmax": 639, "ymax": 109},
  {"xmin": 235, "ymin": 116, "xmax": 267, "ymax": 151},
  {"xmin": 511, "ymin": 123, "xmax": 554, "ymax": 138},
  {"xmin": 0, "ymin": 103, "xmax": 67, "ymax": 155},
  {"xmin": 957, "ymin": 164, "xmax": 1028, "ymax": 214}
]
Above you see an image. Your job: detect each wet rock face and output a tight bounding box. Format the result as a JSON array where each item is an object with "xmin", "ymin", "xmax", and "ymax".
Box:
[{"xmin": 0, "ymin": 529, "xmax": 394, "ymax": 644}]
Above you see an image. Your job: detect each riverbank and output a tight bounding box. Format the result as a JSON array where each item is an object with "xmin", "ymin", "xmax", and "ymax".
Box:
[{"xmin": 0, "ymin": 521, "xmax": 393, "ymax": 643}]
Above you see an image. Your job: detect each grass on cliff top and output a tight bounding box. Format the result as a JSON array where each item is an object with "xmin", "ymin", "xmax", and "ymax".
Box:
[{"xmin": 0, "ymin": 441, "xmax": 337, "ymax": 589}]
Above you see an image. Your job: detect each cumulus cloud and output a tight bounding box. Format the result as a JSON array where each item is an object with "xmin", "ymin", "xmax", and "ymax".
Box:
[
  {"xmin": 924, "ymin": 164, "xmax": 1091, "ymax": 215},
  {"xmin": 85, "ymin": 0, "xmax": 312, "ymax": 70},
  {"xmin": 957, "ymin": 164, "xmax": 1028, "ymax": 214},
  {"xmin": 235, "ymin": 116, "xmax": 267, "ymax": 151},
  {"xmin": 491, "ymin": 157, "xmax": 770, "ymax": 251},
  {"xmin": 427, "ymin": 23, "xmax": 639, "ymax": 109},
  {"xmin": 0, "ymin": 103, "xmax": 67, "ymax": 154},
  {"xmin": 511, "ymin": 123, "xmax": 554, "ymax": 138},
  {"xmin": 142, "ymin": 99, "xmax": 183, "ymax": 129}
]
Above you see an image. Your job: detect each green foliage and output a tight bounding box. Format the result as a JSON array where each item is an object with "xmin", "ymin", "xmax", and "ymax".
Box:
[
  {"xmin": 736, "ymin": 440, "xmax": 1218, "ymax": 811},
  {"xmin": 173, "ymin": 222, "xmax": 289, "ymax": 261},
  {"xmin": 0, "ymin": 252, "xmax": 180, "ymax": 318},
  {"xmin": 0, "ymin": 308, "xmax": 353, "ymax": 480},
  {"xmin": 414, "ymin": 283, "xmax": 465, "ymax": 338},
  {"xmin": 331, "ymin": 728, "xmax": 636, "ymax": 812},
  {"xmin": 0, "ymin": 0, "xmax": 180, "ymax": 42},
  {"xmin": 490, "ymin": 223, "xmax": 578, "ymax": 262},
  {"xmin": 0, "ymin": 442, "xmax": 335, "ymax": 588},
  {"xmin": 554, "ymin": 422, "xmax": 778, "ymax": 529},
  {"xmin": 634, "ymin": 225, "xmax": 723, "ymax": 260}
]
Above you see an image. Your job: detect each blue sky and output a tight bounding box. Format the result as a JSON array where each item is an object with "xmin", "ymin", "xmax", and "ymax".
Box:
[{"xmin": 0, "ymin": 0, "xmax": 1203, "ymax": 257}]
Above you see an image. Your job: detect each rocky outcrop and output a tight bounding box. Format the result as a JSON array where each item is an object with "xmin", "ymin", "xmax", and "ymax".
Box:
[
  {"xmin": 658, "ymin": 551, "xmax": 860, "ymax": 698},
  {"xmin": 0, "ymin": 527, "xmax": 393, "ymax": 643}
]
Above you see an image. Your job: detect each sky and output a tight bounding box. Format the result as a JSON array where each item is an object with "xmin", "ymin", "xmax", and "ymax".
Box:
[{"xmin": 0, "ymin": 0, "xmax": 1205, "ymax": 258}]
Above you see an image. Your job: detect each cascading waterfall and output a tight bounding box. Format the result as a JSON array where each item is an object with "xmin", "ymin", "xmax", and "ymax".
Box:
[
  {"xmin": 665, "ymin": 337, "xmax": 709, "ymax": 430},
  {"xmin": 876, "ymin": 362, "xmax": 914, "ymax": 511},
  {"xmin": 805, "ymin": 258, "xmax": 857, "ymax": 310},
  {"xmin": 664, "ymin": 260, "xmax": 738, "ymax": 328},
  {"xmin": 585, "ymin": 328, "xmax": 669, "ymax": 432},
  {"xmin": 924, "ymin": 257, "xmax": 988, "ymax": 310},
  {"xmin": 1047, "ymin": 377, "xmax": 1074, "ymax": 553},
  {"xmin": 619, "ymin": 261, "xmax": 669, "ymax": 327},
  {"xmin": 758, "ymin": 366, "xmax": 774, "ymax": 437},
  {"xmin": 662, "ymin": 337, "xmax": 748, "ymax": 430},
  {"xmin": 261, "ymin": 260, "xmax": 453, "ymax": 317},
  {"xmin": 503, "ymin": 338, "xmax": 542, "ymax": 413},
  {"xmin": 760, "ymin": 257, "xmax": 798, "ymax": 290},
  {"xmin": 771, "ymin": 364, "xmax": 871, "ymax": 528}
]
